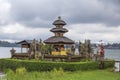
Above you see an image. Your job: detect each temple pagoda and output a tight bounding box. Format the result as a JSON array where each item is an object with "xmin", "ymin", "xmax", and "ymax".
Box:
[{"xmin": 44, "ymin": 16, "xmax": 74, "ymax": 55}]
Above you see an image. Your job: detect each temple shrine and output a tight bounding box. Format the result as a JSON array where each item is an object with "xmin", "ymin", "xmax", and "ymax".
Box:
[{"xmin": 44, "ymin": 16, "xmax": 74, "ymax": 55}]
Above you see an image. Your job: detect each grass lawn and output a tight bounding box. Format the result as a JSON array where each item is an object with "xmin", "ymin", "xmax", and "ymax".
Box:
[{"xmin": 6, "ymin": 68, "xmax": 120, "ymax": 80}]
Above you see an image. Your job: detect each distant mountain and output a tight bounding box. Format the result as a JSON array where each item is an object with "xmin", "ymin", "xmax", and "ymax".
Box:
[
  {"xmin": 0, "ymin": 41, "xmax": 20, "ymax": 47},
  {"xmin": 104, "ymin": 43, "xmax": 120, "ymax": 49},
  {"xmin": 0, "ymin": 40, "xmax": 120, "ymax": 49},
  {"xmin": 75, "ymin": 42, "xmax": 120, "ymax": 49}
]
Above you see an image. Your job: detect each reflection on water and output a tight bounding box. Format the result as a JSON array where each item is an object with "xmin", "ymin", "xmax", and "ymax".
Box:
[{"xmin": 0, "ymin": 47, "xmax": 120, "ymax": 60}]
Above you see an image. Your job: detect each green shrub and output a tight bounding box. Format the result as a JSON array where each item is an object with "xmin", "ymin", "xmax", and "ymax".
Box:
[
  {"xmin": 16, "ymin": 67, "xmax": 26, "ymax": 75},
  {"xmin": 6, "ymin": 69, "xmax": 15, "ymax": 80},
  {"xmin": 0, "ymin": 59, "xmax": 114, "ymax": 72},
  {"xmin": 104, "ymin": 61, "xmax": 115, "ymax": 68}
]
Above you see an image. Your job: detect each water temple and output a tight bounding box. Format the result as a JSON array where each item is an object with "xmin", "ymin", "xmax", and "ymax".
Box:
[
  {"xmin": 10, "ymin": 16, "xmax": 94, "ymax": 61},
  {"xmin": 44, "ymin": 16, "xmax": 74, "ymax": 55}
]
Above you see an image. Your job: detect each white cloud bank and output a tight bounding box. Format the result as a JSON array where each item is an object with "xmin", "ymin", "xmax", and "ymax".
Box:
[
  {"xmin": 66, "ymin": 24, "xmax": 120, "ymax": 43},
  {"xmin": 0, "ymin": 23, "xmax": 52, "ymax": 41},
  {"xmin": 0, "ymin": 23, "xmax": 120, "ymax": 43}
]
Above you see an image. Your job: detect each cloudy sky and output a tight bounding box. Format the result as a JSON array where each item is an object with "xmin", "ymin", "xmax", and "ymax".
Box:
[{"xmin": 0, "ymin": 0, "xmax": 120, "ymax": 43}]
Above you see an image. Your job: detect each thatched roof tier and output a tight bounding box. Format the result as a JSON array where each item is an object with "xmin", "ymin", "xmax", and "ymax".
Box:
[
  {"xmin": 50, "ymin": 28, "xmax": 68, "ymax": 33},
  {"xmin": 53, "ymin": 16, "xmax": 66, "ymax": 25},
  {"xmin": 16, "ymin": 40, "xmax": 39, "ymax": 45},
  {"xmin": 16, "ymin": 40, "xmax": 33, "ymax": 44},
  {"xmin": 44, "ymin": 36, "xmax": 74, "ymax": 44}
]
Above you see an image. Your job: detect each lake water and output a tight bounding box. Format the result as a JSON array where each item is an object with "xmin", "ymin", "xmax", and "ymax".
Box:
[
  {"xmin": 0, "ymin": 47, "xmax": 26, "ymax": 58},
  {"xmin": 0, "ymin": 47, "xmax": 120, "ymax": 61}
]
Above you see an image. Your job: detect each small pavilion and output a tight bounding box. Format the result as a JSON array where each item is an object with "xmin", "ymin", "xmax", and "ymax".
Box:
[
  {"xmin": 17, "ymin": 40, "xmax": 39, "ymax": 53},
  {"xmin": 16, "ymin": 40, "xmax": 33, "ymax": 53},
  {"xmin": 44, "ymin": 16, "xmax": 74, "ymax": 55}
]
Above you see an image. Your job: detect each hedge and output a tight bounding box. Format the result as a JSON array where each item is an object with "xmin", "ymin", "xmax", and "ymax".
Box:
[{"xmin": 0, "ymin": 59, "xmax": 114, "ymax": 72}]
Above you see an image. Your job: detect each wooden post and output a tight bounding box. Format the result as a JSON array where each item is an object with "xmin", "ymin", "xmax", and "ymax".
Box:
[
  {"xmin": 99, "ymin": 60, "xmax": 104, "ymax": 69},
  {"xmin": 21, "ymin": 47, "xmax": 22, "ymax": 53},
  {"xmin": 26, "ymin": 48, "xmax": 29, "ymax": 53}
]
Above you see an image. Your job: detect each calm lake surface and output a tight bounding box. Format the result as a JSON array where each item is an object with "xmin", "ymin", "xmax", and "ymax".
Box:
[{"xmin": 0, "ymin": 47, "xmax": 120, "ymax": 60}]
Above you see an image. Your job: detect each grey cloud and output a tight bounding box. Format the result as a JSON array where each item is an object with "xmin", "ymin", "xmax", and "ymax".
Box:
[
  {"xmin": 9, "ymin": 0, "xmax": 62, "ymax": 27},
  {"xmin": 63, "ymin": 0, "xmax": 120, "ymax": 26},
  {"xmin": 1, "ymin": 0, "xmax": 120, "ymax": 42},
  {"xmin": 2, "ymin": 0, "xmax": 120, "ymax": 28}
]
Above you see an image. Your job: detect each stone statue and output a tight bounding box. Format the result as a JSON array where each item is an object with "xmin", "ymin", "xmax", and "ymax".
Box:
[
  {"xmin": 71, "ymin": 45, "xmax": 75, "ymax": 55},
  {"xmin": 10, "ymin": 48, "xmax": 16, "ymax": 58},
  {"xmin": 29, "ymin": 39, "xmax": 37, "ymax": 59},
  {"xmin": 39, "ymin": 39, "xmax": 44, "ymax": 59},
  {"xmin": 78, "ymin": 41, "xmax": 82, "ymax": 55}
]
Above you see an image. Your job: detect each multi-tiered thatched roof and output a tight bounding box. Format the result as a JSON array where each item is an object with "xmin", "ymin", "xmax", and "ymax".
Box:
[{"xmin": 44, "ymin": 16, "xmax": 74, "ymax": 44}]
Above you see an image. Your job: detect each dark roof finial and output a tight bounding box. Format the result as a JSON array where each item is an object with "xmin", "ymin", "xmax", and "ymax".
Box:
[
  {"xmin": 58, "ymin": 16, "xmax": 61, "ymax": 20},
  {"xmin": 53, "ymin": 16, "xmax": 66, "ymax": 25}
]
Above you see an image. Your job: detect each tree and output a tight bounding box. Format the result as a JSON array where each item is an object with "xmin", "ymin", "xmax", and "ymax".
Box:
[{"xmin": 41, "ymin": 44, "xmax": 53, "ymax": 54}]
